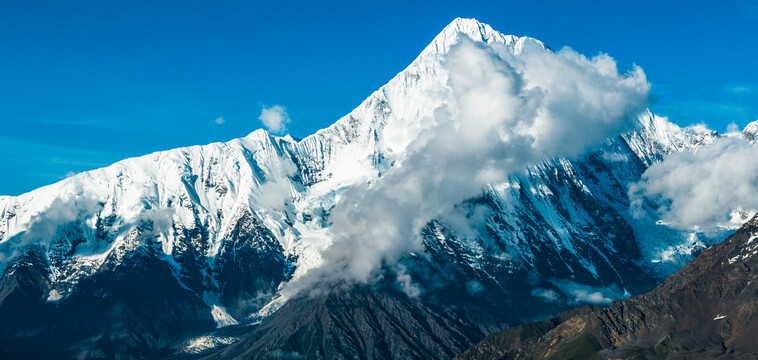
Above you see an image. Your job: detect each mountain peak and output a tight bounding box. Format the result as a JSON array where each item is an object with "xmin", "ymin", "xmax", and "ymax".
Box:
[
  {"xmin": 423, "ymin": 18, "xmax": 544, "ymax": 58},
  {"xmin": 743, "ymin": 119, "xmax": 758, "ymax": 141},
  {"xmin": 429, "ymin": 18, "xmax": 512, "ymax": 53},
  {"xmin": 745, "ymin": 212, "xmax": 758, "ymax": 228},
  {"xmin": 443, "ymin": 17, "xmax": 492, "ymax": 37},
  {"xmin": 244, "ymin": 128, "xmax": 270, "ymax": 140}
]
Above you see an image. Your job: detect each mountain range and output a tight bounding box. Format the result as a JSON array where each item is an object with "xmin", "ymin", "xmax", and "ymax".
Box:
[
  {"xmin": 457, "ymin": 214, "xmax": 758, "ymax": 359},
  {"xmin": 0, "ymin": 18, "xmax": 753, "ymax": 359}
]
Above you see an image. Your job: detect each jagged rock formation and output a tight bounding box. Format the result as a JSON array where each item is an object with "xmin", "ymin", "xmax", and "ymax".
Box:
[
  {"xmin": 457, "ymin": 215, "xmax": 758, "ymax": 359},
  {"xmin": 0, "ymin": 18, "xmax": 744, "ymax": 358}
]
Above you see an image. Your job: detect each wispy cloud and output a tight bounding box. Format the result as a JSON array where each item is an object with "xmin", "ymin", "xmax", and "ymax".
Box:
[
  {"xmin": 0, "ymin": 195, "xmax": 102, "ymax": 273},
  {"xmin": 214, "ymin": 116, "xmax": 226, "ymax": 125},
  {"xmin": 283, "ymin": 36, "xmax": 650, "ymax": 296},
  {"xmin": 630, "ymin": 135, "xmax": 758, "ymax": 229},
  {"xmin": 551, "ymin": 280, "xmax": 627, "ymax": 305},
  {"xmin": 724, "ymin": 83, "xmax": 756, "ymax": 94},
  {"xmin": 532, "ymin": 288, "xmax": 560, "ymax": 302},
  {"xmin": 259, "ymin": 105, "xmax": 291, "ymax": 134}
]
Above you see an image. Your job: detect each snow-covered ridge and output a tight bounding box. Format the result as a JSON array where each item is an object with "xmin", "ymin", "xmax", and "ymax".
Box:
[
  {"xmin": 0, "ymin": 18, "xmax": 725, "ymax": 326},
  {"xmin": 743, "ymin": 119, "xmax": 758, "ymax": 141},
  {"xmin": 0, "ymin": 18, "xmax": 545, "ymax": 234},
  {"xmin": 2, "ymin": 18, "xmax": 551, "ymax": 317},
  {"xmin": 289, "ymin": 19, "xmax": 547, "ymax": 191}
]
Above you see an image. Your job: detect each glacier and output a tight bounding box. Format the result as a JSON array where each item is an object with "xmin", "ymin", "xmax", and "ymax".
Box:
[{"xmin": 0, "ymin": 17, "xmax": 752, "ymax": 358}]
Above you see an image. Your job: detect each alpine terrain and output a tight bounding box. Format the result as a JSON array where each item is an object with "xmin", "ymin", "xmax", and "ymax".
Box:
[
  {"xmin": 0, "ymin": 18, "xmax": 748, "ymax": 359},
  {"xmin": 457, "ymin": 214, "xmax": 758, "ymax": 359}
]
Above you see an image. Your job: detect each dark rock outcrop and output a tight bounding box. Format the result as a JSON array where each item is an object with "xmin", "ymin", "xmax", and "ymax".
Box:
[{"xmin": 457, "ymin": 215, "xmax": 758, "ymax": 360}]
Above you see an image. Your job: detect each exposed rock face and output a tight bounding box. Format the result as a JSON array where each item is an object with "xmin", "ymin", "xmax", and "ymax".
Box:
[
  {"xmin": 207, "ymin": 285, "xmax": 507, "ymax": 360},
  {"xmin": 0, "ymin": 246, "xmax": 217, "ymax": 359},
  {"xmin": 457, "ymin": 215, "xmax": 758, "ymax": 360},
  {"xmin": 0, "ymin": 18, "xmax": 734, "ymax": 358}
]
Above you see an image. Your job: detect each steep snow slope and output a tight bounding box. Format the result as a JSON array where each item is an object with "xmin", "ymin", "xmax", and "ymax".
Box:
[
  {"xmin": 0, "ymin": 19, "xmax": 550, "ymax": 313},
  {"xmin": 204, "ymin": 111, "xmax": 727, "ymax": 359},
  {"xmin": 0, "ymin": 18, "xmax": 734, "ymax": 358}
]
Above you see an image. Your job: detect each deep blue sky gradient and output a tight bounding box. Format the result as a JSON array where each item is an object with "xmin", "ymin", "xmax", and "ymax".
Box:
[{"xmin": 1, "ymin": 0, "xmax": 756, "ymax": 195}]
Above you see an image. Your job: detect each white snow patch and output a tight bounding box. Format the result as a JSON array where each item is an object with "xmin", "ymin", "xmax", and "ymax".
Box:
[
  {"xmin": 46, "ymin": 289, "xmax": 63, "ymax": 302},
  {"xmin": 210, "ymin": 306, "xmax": 238, "ymax": 328},
  {"xmin": 183, "ymin": 335, "xmax": 238, "ymax": 354},
  {"xmin": 714, "ymin": 314, "xmax": 727, "ymax": 320},
  {"xmin": 203, "ymin": 292, "xmax": 239, "ymax": 328},
  {"xmin": 601, "ymin": 152, "xmax": 628, "ymax": 162}
]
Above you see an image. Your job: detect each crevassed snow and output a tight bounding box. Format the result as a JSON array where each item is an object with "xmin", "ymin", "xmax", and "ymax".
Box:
[
  {"xmin": 0, "ymin": 18, "xmax": 734, "ymax": 323},
  {"xmin": 210, "ymin": 306, "xmax": 239, "ymax": 328},
  {"xmin": 183, "ymin": 335, "xmax": 238, "ymax": 354},
  {"xmin": 203, "ymin": 292, "xmax": 239, "ymax": 328},
  {"xmin": 46, "ymin": 289, "xmax": 63, "ymax": 303}
]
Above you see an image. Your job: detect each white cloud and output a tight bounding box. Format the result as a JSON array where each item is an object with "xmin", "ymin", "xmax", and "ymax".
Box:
[
  {"xmin": 396, "ymin": 264, "xmax": 422, "ymax": 297},
  {"xmin": 601, "ymin": 152, "xmax": 629, "ymax": 162},
  {"xmin": 258, "ymin": 181, "xmax": 292, "ymax": 211},
  {"xmin": 283, "ymin": 36, "xmax": 649, "ymax": 295},
  {"xmin": 259, "ymin": 105, "xmax": 291, "ymax": 134},
  {"xmin": 267, "ymin": 350, "xmax": 304, "ymax": 359},
  {"xmin": 256, "ymin": 152, "xmax": 297, "ymax": 211},
  {"xmin": 466, "ymin": 280, "xmax": 484, "ymax": 295},
  {"xmin": 214, "ymin": 117, "xmax": 226, "ymax": 125},
  {"xmin": 0, "ymin": 195, "xmax": 102, "ymax": 273},
  {"xmin": 571, "ymin": 289, "xmax": 613, "ymax": 305},
  {"xmin": 724, "ymin": 83, "xmax": 756, "ymax": 94},
  {"xmin": 630, "ymin": 135, "xmax": 758, "ymax": 230},
  {"xmin": 726, "ymin": 122, "xmax": 741, "ymax": 134},
  {"xmin": 531, "ymin": 288, "xmax": 560, "ymax": 302},
  {"xmin": 551, "ymin": 280, "xmax": 626, "ymax": 305}
]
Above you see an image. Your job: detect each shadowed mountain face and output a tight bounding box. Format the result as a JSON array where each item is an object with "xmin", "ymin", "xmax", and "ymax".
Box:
[
  {"xmin": 203, "ymin": 213, "xmax": 659, "ymax": 360},
  {"xmin": 206, "ymin": 284, "xmax": 506, "ymax": 360},
  {"xmin": 0, "ymin": 211, "xmax": 291, "ymax": 359},
  {"xmin": 0, "ymin": 246, "xmax": 216, "ymax": 359},
  {"xmin": 0, "ymin": 18, "xmax": 738, "ymax": 359},
  {"xmin": 457, "ymin": 215, "xmax": 758, "ymax": 360},
  {"xmin": 199, "ymin": 239, "xmax": 665, "ymax": 360}
]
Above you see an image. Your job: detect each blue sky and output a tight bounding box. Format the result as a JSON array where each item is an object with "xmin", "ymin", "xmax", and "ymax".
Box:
[{"xmin": 1, "ymin": 0, "xmax": 756, "ymax": 196}]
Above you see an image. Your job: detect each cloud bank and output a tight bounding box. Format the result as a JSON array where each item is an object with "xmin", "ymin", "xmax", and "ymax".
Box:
[
  {"xmin": 551, "ymin": 280, "xmax": 626, "ymax": 305},
  {"xmin": 630, "ymin": 135, "xmax": 758, "ymax": 230},
  {"xmin": 259, "ymin": 105, "xmax": 290, "ymax": 134},
  {"xmin": 0, "ymin": 195, "xmax": 102, "ymax": 274},
  {"xmin": 285, "ymin": 36, "xmax": 649, "ymax": 296}
]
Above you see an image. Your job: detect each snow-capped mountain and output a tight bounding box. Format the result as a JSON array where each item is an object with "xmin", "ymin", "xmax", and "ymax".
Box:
[{"xmin": 0, "ymin": 18, "xmax": 744, "ymax": 359}]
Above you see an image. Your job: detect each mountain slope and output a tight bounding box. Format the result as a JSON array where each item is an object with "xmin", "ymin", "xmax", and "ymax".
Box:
[
  {"xmin": 457, "ymin": 215, "xmax": 758, "ymax": 360},
  {"xmin": 0, "ymin": 18, "xmax": 732, "ymax": 358}
]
